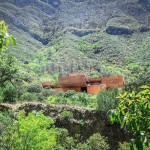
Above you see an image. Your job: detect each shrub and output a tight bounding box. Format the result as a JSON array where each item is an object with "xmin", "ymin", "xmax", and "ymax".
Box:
[
  {"xmin": 0, "ymin": 21, "xmax": 16, "ymax": 51},
  {"xmin": 60, "ymin": 110, "xmax": 73, "ymax": 122},
  {"xmin": 76, "ymin": 143, "xmax": 89, "ymax": 150},
  {"xmin": 64, "ymin": 90, "xmax": 77, "ymax": 98},
  {"xmin": 27, "ymin": 83, "xmax": 42, "ymax": 93},
  {"xmin": 77, "ymin": 92, "xmax": 89, "ymax": 106},
  {"xmin": 45, "ymin": 95, "xmax": 58, "ymax": 104},
  {"xmin": 70, "ymin": 92, "xmax": 92, "ymax": 107},
  {"xmin": 56, "ymin": 91, "xmax": 65, "ymax": 98},
  {"xmin": 97, "ymin": 89, "xmax": 119, "ymax": 114},
  {"xmin": 109, "ymin": 86, "xmax": 150, "ymax": 150},
  {"xmin": 0, "ymin": 82, "xmax": 22, "ymax": 103},
  {"xmin": 86, "ymin": 133, "xmax": 109, "ymax": 150},
  {"xmin": 20, "ymin": 92, "xmax": 38, "ymax": 101},
  {"xmin": 36, "ymin": 93, "xmax": 45, "ymax": 101},
  {"xmin": 0, "ymin": 54, "xmax": 23, "ymax": 103},
  {"xmin": 0, "ymin": 112, "xmax": 12, "ymax": 126},
  {"xmin": 55, "ymin": 128, "xmax": 75, "ymax": 149},
  {"xmin": 118, "ymin": 142, "xmax": 131, "ymax": 150},
  {"xmin": 42, "ymin": 88, "xmax": 55, "ymax": 97},
  {"xmin": 0, "ymin": 111, "xmax": 56, "ymax": 150},
  {"xmin": 56, "ymin": 131, "xmax": 109, "ymax": 150},
  {"xmin": 44, "ymin": 91, "xmax": 97, "ymax": 108},
  {"xmin": 118, "ymin": 142, "xmax": 149, "ymax": 150},
  {"xmin": 76, "ymin": 133, "xmax": 109, "ymax": 150}
]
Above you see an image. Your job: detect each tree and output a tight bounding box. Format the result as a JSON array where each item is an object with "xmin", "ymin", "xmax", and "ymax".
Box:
[
  {"xmin": 0, "ymin": 111, "xmax": 56, "ymax": 150},
  {"xmin": 97, "ymin": 89, "xmax": 119, "ymax": 115},
  {"xmin": 0, "ymin": 53, "xmax": 20, "ymax": 102},
  {"xmin": 109, "ymin": 86, "xmax": 150, "ymax": 150},
  {"xmin": 0, "ymin": 21, "xmax": 16, "ymax": 51},
  {"xmin": 76, "ymin": 133, "xmax": 109, "ymax": 150},
  {"xmin": 0, "ymin": 21, "xmax": 19, "ymax": 102}
]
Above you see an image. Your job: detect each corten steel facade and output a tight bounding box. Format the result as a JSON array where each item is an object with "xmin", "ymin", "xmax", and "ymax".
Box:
[{"xmin": 41, "ymin": 73, "xmax": 125, "ymax": 94}]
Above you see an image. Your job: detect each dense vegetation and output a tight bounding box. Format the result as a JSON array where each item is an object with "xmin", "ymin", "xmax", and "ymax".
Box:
[
  {"xmin": 0, "ymin": 0, "xmax": 149, "ymax": 82},
  {"xmin": 110, "ymin": 86, "xmax": 150, "ymax": 150},
  {"xmin": 0, "ymin": 0, "xmax": 150, "ymax": 149},
  {"xmin": 0, "ymin": 111, "xmax": 110, "ymax": 150}
]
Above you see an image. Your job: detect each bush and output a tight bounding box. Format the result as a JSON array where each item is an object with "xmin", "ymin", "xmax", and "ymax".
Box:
[
  {"xmin": 35, "ymin": 93, "xmax": 45, "ymax": 101},
  {"xmin": 45, "ymin": 95, "xmax": 58, "ymax": 104},
  {"xmin": 0, "ymin": 82, "xmax": 21, "ymax": 103},
  {"xmin": 76, "ymin": 133, "xmax": 109, "ymax": 150},
  {"xmin": 20, "ymin": 92, "xmax": 38, "ymax": 101},
  {"xmin": 118, "ymin": 142, "xmax": 131, "ymax": 150},
  {"xmin": 45, "ymin": 91, "xmax": 97, "ymax": 108},
  {"xmin": 76, "ymin": 143, "xmax": 89, "ymax": 150},
  {"xmin": 0, "ymin": 111, "xmax": 56, "ymax": 150},
  {"xmin": 55, "ymin": 129, "xmax": 109, "ymax": 150},
  {"xmin": 60, "ymin": 110, "xmax": 73, "ymax": 121},
  {"xmin": 0, "ymin": 53, "xmax": 24, "ymax": 103},
  {"xmin": 55, "ymin": 128, "xmax": 75, "ymax": 149},
  {"xmin": 118, "ymin": 142, "xmax": 149, "ymax": 150},
  {"xmin": 97, "ymin": 89, "xmax": 119, "ymax": 114},
  {"xmin": 70, "ymin": 92, "xmax": 96, "ymax": 107},
  {"xmin": 56, "ymin": 91, "xmax": 65, "ymax": 97},
  {"xmin": 109, "ymin": 86, "xmax": 150, "ymax": 150},
  {"xmin": 27, "ymin": 84, "xmax": 42, "ymax": 93},
  {"xmin": 64, "ymin": 90, "xmax": 77, "ymax": 98},
  {"xmin": 42, "ymin": 88, "xmax": 55, "ymax": 97}
]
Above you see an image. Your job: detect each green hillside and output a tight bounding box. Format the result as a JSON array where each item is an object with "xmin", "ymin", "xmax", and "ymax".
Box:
[
  {"xmin": 0, "ymin": 0, "xmax": 150, "ymax": 83},
  {"xmin": 0, "ymin": 1, "xmax": 150, "ymax": 149}
]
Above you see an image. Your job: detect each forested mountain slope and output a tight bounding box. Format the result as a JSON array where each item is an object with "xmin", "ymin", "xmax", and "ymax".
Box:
[{"xmin": 0, "ymin": 0, "xmax": 150, "ymax": 82}]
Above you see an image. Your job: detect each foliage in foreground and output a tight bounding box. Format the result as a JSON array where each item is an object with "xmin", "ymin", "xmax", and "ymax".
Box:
[
  {"xmin": 109, "ymin": 85, "xmax": 150, "ymax": 150},
  {"xmin": 0, "ymin": 21, "xmax": 19, "ymax": 103},
  {"xmin": 118, "ymin": 142, "xmax": 149, "ymax": 150},
  {"xmin": 0, "ymin": 21, "xmax": 16, "ymax": 51},
  {"xmin": 0, "ymin": 111, "xmax": 56, "ymax": 150},
  {"xmin": 0, "ymin": 53, "xmax": 22, "ymax": 102},
  {"xmin": 76, "ymin": 133, "xmax": 109, "ymax": 150},
  {"xmin": 0, "ymin": 111, "xmax": 110, "ymax": 150}
]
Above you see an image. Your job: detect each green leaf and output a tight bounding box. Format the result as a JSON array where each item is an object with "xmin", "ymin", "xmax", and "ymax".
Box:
[
  {"xmin": 5, "ymin": 38, "xmax": 10, "ymax": 46},
  {"xmin": 9, "ymin": 35, "xmax": 16, "ymax": 45}
]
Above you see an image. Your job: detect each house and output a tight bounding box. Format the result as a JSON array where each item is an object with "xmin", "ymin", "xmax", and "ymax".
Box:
[{"xmin": 41, "ymin": 72, "xmax": 125, "ymax": 94}]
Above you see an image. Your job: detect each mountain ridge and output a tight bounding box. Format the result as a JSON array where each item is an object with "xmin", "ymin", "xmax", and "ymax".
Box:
[{"xmin": 0, "ymin": 0, "xmax": 150, "ymax": 82}]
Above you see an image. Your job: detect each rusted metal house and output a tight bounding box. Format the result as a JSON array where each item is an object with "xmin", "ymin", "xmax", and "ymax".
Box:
[{"xmin": 41, "ymin": 72, "xmax": 125, "ymax": 94}]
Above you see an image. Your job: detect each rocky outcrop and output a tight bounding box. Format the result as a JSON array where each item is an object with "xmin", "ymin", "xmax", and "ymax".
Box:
[
  {"xmin": 139, "ymin": 0, "xmax": 150, "ymax": 10},
  {"xmin": 139, "ymin": 27, "xmax": 150, "ymax": 32},
  {"xmin": 0, "ymin": 103, "xmax": 13, "ymax": 112},
  {"xmin": 41, "ymin": 0, "xmax": 62, "ymax": 7},
  {"xmin": 106, "ymin": 26, "xmax": 134, "ymax": 35},
  {"xmin": 71, "ymin": 29, "xmax": 94, "ymax": 37}
]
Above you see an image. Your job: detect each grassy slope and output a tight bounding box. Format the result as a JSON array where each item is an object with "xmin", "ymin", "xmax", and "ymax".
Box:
[{"xmin": 0, "ymin": 0, "xmax": 149, "ymax": 82}]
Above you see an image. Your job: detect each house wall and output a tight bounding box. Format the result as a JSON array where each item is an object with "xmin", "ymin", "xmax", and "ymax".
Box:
[
  {"xmin": 54, "ymin": 87, "xmax": 81, "ymax": 92},
  {"xmin": 58, "ymin": 75, "xmax": 86, "ymax": 87},
  {"xmin": 87, "ymin": 84, "xmax": 106, "ymax": 94},
  {"xmin": 41, "ymin": 73, "xmax": 125, "ymax": 94},
  {"xmin": 86, "ymin": 77, "xmax": 102, "ymax": 83},
  {"xmin": 69, "ymin": 72, "xmax": 85, "ymax": 76},
  {"xmin": 101, "ymin": 76, "xmax": 124, "ymax": 89},
  {"xmin": 41, "ymin": 82, "xmax": 53, "ymax": 87}
]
